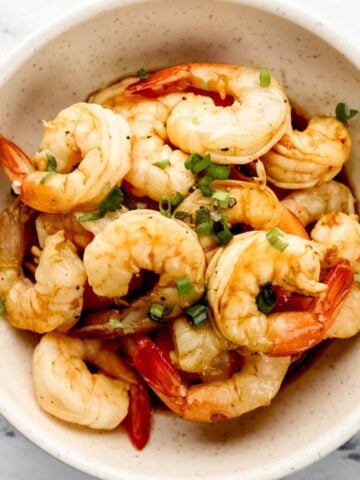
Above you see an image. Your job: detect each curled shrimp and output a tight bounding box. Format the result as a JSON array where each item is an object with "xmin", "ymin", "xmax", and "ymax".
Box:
[
  {"xmin": 125, "ymin": 335, "xmax": 290, "ymax": 422},
  {"xmin": 206, "ymin": 231, "xmax": 353, "ymax": 355},
  {"xmin": 281, "ymin": 181, "xmax": 355, "ymax": 227},
  {"xmin": 36, "ymin": 213, "xmax": 93, "ymax": 249},
  {"xmin": 1, "ymin": 204, "xmax": 86, "ymax": 332},
  {"xmin": 83, "ymin": 210, "xmax": 206, "ymax": 318},
  {"xmin": 261, "ymin": 117, "xmax": 351, "ymax": 189},
  {"xmin": 33, "ymin": 332, "xmax": 130, "ymax": 429},
  {"xmin": 175, "ymin": 179, "xmax": 308, "ymax": 249},
  {"xmin": 91, "ymin": 77, "xmax": 194, "ymax": 201},
  {"xmin": 126, "ymin": 63, "xmax": 291, "ymax": 164},
  {"xmin": 0, "ymin": 103, "xmax": 131, "ymax": 212},
  {"xmin": 311, "ymin": 212, "xmax": 360, "ymax": 270}
]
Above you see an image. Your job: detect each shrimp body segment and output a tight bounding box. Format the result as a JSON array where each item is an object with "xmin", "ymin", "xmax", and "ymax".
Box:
[
  {"xmin": 126, "ymin": 63, "xmax": 291, "ymax": 164},
  {"xmin": 6, "ymin": 231, "xmax": 86, "ymax": 333},
  {"xmin": 91, "ymin": 77, "xmax": 194, "ymax": 201},
  {"xmin": 0, "ymin": 103, "xmax": 131, "ymax": 213},
  {"xmin": 33, "ymin": 333, "xmax": 130, "ymax": 429},
  {"xmin": 128, "ymin": 336, "xmax": 290, "ymax": 422},
  {"xmin": 262, "ymin": 117, "xmax": 351, "ymax": 189},
  {"xmin": 281, "ymin": 181, "xmax": 355, "ymax": 227},
  {"xmin": 206, "ymin": 231, "xmax": 352, "ymax": 355},
  {"xmin": 84, "ymin": 210, "xmax": 206, "ymax": 316}
]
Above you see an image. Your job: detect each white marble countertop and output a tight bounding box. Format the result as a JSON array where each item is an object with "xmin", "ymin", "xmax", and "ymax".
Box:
[{"xmin": 0, "ymin": 0, "xmax": 360, "ymax": 479}]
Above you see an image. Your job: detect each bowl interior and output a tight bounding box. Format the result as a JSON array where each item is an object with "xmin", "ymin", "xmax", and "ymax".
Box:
[{"xmin": 0, "ymin": 1, "xmax": 360, "ymax": 479}]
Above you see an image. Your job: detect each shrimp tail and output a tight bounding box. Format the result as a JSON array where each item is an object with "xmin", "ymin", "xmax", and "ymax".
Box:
[
  {"xmin": 0, "ymin": 135, "xmax": 34, "ymax": 181},
  {"xmin": 132, "ymin": 336, "xmax": 187, "ymax": 399},
  {"xmin": 122, "ymin": 383, "xmax": 152, "ymax": 450},
  {"xmin": 125, "ymin": 65, "xmax": 191, "ymax": 97},
  {"xmin": 278, "ymin": 207, "xmax": 309, "ymax": 240},
  {"xmin": 269, "ymin": 260, "xmax": 353, "ymax": 356}
]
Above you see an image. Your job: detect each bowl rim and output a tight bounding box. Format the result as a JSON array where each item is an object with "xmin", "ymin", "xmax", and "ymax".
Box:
[{"xmin": 0, "ymin": 1, "xmax": 359, "ymax": 479}]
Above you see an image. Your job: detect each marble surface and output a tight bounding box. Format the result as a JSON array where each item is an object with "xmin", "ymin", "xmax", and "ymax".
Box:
[{"xmin": 0, "ymin": 0, "xmax": 359, "ymax": 479}]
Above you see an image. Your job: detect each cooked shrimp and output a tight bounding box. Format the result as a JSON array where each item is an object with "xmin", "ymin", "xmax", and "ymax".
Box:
[
  {"xmin": 125, "ymin": 335, "xmax": 290, "ymax": 422},
  {"xmin": 176, "ymin": 179, "xmax": 308, "ymax": 240},
  {"xmin": 281, "ymin": 181, "xmax": 355, "ymax": 226},
  {"xmin": 84, "ymin": 210, "xmax": 206, "ymax": 318},
  {"xmin": 262, "ymin": 117, "xmax": 351, "ymax": 188},
  {"xmin": 33, "ymin": 332, "xmax": 130, "ymax": 429},
  {"xmin": 206, "ymin": 231, "xmax": 353, "ymax": 355},
  {"xmin": 324, "ymin": 283, "xmax": 360, "ymax": 339},
  {"xmin": 5, "ymin": 230, "xmax": 86, "ymax": 333},
  {"xmin": 36, "ymin": 213, "xmax": 93, "ymax": 249},
  {"xmin": 0, "ymin": 103, "xmax": 131, "ymax": 212},
  {"xmin": 311, "ymin": 212, "xmax": 360, "ymax": 270},
  {"xmin": 126, "ymin": 63, "xmax": 291, "ymax": 164},
  {"xmin": 91, "ymin": 76, "xmax": 194, "ymax": 200}
]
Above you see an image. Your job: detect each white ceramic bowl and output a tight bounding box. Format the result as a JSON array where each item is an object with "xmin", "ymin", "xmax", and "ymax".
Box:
[{"xmin": 0, "ymin": 1, "xmax": 360, "ymax": 479}]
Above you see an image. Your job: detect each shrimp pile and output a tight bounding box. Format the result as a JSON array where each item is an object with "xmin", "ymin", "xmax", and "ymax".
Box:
[{"xmin": 0, "ymin": 62, "xmax": 358, "ymax": 450}]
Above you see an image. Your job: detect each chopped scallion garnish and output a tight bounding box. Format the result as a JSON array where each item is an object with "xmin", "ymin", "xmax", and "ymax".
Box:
[
  {"xmin": 174, "ymin": 211, "xmax": 193, "ymax": 222},
  {"xmin": 196, "ymin": 222, "xmax": 212, "ymax": 236},
  {"xmin": 147, "ymin": 302, "xmax": 173, "ymax": 322},
  {"xmin": 259, "ymin": 67, "xmax": 271, "ymax": 87},
  {"xmin": 39, "ymin": 171, "xmax": 56, "ymax": 185},
  {"xmin": 198, "ymin": 176, "xmax": 214, "ymax": 197},
  {"xmin": 0, "ymin": 298, "xmax": 5, "ymax": 316},
  {"xmin": 159, "ymin": 192, "xmax": 184, "ymax": 217},
  {"xmin": 153, "ymin": 159, "xmax": 171, "ymax": 169},
  {"xmin": 266, "ymin": 228, "xmax": 288, "ymax": 251},
  {"xmin": 212, "ymin": 190, "xmax": 231, "ymax": 208},
  {"xmin": 78, "ymin": 212, "xmax": 102, "ymax": 222},
  {"xmin": 99, "ymin": 187, "xmax": 124, "ymax": 216},
  {"xmin": 207, "ymin": 164, "xmax": 230, "ymax": 180},
  {"xmin": 185, "ymin": 304, "xmax": 208, "ymax": 327},
  {"xmin": 108, "ymin": 318, "xmax": 124, "ymax": 329},
  {"xmin": 256, "ymin": 282, "xmax": 276, "ymax": 313},
  {"xmin": 195, "ymin": 207, "xmax": 211, "ymax": 225},
  {"xmin": 137, "ymin": 68, "xmax": 149, "ymax": 80},
  {"xmin": 176, "ymin": 277, "xmax": 194, "ymax": 296},
  {"xmin": 335, "ymin": 102, "xmax": 359, "ymax": 122},
  {"xmin": 46, "ymin": 153, "xmax": 57, "ymax": 172},
  {"xmin": 185, "ymin": 153, "xmax": 211, "ymax": 174},
  {"xmin": 212, "ymin": 220, "xmax": 233, "ymax": 245}
]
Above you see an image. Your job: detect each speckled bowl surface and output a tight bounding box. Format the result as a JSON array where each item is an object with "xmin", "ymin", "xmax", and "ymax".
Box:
[{"xmin": 0, "ymin": 1, "xmax": 360, "ymax": 479}]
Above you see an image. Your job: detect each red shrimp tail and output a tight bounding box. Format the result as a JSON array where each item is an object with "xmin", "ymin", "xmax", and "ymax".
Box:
[
  {"xmin": 125, "ymin": 65, "xmax": 191, "ymax": 97},
  {"xmin": 0, "ymin": 135, "xmax": 34, "ymax": 181},
  {"xmin": 122, "ymin": 383, "xmax": 152, "ymax": 450},
  {"xmin": 268, "ymin": 311, "xmax": 324, "ymax": 356},
  {"xmin": 133, "ymin": 336, "xmax": 187, "ymax": 398},
  {"xmin": 312, "ymin": 259, "xmax": 353, "ymax": 331}
]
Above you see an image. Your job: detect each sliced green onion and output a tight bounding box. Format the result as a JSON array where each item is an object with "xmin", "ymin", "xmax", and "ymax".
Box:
[
  {"xmin": 200, "ymin": 78, "xmax": 208, "ymax": 90},
  {"xmin": 354, "ymin": 272, "xmax": 360, "ymax": 282},
  {"xmin": 174, "ymin": 211, "xmax": 193, "ymax": 222},
  {"xmin": 266, "ymin": 228, "xmax": 288, "ymax": 252},
  {"xmin": 213, "ymin": 221, "xmax": 233, "ymax": 245},
  {"xmin": 195, "ymin": 207, "xmax": 211, "ymax": 225},
  {"xmin": 185, "ymin": 153, "xmax": 211, "ymax": 174},
  {"xmin": 210, "ymin": 211, "xmax": 222, "ymax": 222},
  {"xmin": 196, "ymin": 222, "xmax": 212, "ymax": 236},
  {"xmin": 228, "ymin": 197, "xmax": 237, "ymax": 208},
  {"xmin": 137, "ymin": 68, "xmax": 149, "ymax": 80},
  {"xmin": 176, "ymin": 277, "xmax": 194, "ymax": 296},
  {"xmin": 78, "ymin": 212, "xmax": 102, "ymax": 222},
  {"xmin": 46, "ymin": 153, "xmax": 57, "ymax": 172},
  {"xmin": 185, "ymin": 304, "xmax": 207, "ymax": 327},
  {"xmin": 207, "ymin": 164, "xmax": 230, "ymax": 180},
  {"xmin": 170, "ymin": 191, "xmax": 184, "ymax": 207},
  {"xmin": 212, "ymin": 190, "xmax": 231, "ymax": 208},
  {"xmin": 198, "ymin": 176, "xmax": 214, "ymax": 197},
  {"xmin": 259, "ymin": 67, "xmax": 271, "ymax": 87},
  {"xmin": 153, "ymin": 159, "xmax": 171, "ymax": 169},
  {"xmin": 99, "ymin": 187, "xmax": 124, "ymax": 216},
  {"xmin": 108, "ymin": 318, "xmax": 124, "ymax": 329},
  {"xmin": 147, "ymin": 303, "xmax": 173, "ymax": 322},
  {"xmin": 39, "ymin": 171, "xmax": 56, "ymax": 185},
  {"xmin": 335, "ymin": 102, "xmax": 359, "ymax": 122},
  {"xmin": 256, "ymin": 282, "xmax": 276, "ymax": 313},
  {"xmin": 0, "ymin": 299, "xmax": 4, "ymax": 316}
]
